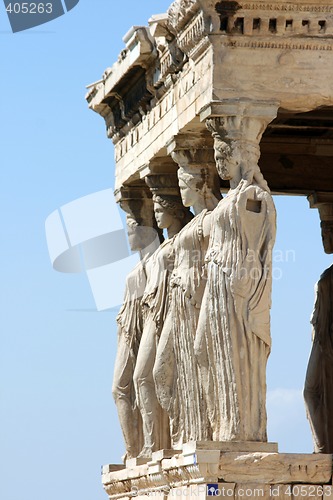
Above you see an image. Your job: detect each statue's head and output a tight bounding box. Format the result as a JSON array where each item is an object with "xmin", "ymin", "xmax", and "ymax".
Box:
[
  {"xmin": 153, "ymin": 194, "xmax": 193, "ymax": 230},
  {"xmin": 207, "ymin": 116, "xmax": 270, "ymax": 192},
  {"xmin": 321, "ymin": 220, "xmax": 333, "ymax": 254},
  {"xmin": 213, "ymin": 138, "xmax": 241, "ymax": 181},
  {"xmin": 126, "ymin": 216, "xmax": 158, "ymax": 252},
  {"xmin": 175, "ymin": 157, "xmax": 221, "ymax": 209}
]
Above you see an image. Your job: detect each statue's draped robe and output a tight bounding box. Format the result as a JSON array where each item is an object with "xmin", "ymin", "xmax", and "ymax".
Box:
[
  {"xmin": 304, "ymin": 264, "xmax": 333, "ymax": 453},
  {"xmin": 168, "ymin": 210, "xmax": 211, "ymax": 446},
  {"xmin": 143, "ymin": 240, "xmax": 174, "ymax": 337},
  {"xmin": 113, "ymin": 258, "xmax": 148, "ymax": 457},
  {"xmin": 117, "ymin": 259, "xmax": 148, "ymax": 358},
  {"xmin": 134, "ymin": 240, "xmax": 174, "ymax": 451},
  {"xmin": 195, "ymin": 181, "xmax": 276, "ymax": 442}
]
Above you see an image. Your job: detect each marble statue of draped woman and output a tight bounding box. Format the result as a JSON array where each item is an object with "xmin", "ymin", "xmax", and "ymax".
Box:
[
  {"xmin": 154, "ymin": 158, "xmax": 221, "ymax": 448},
  {"xmin": 195, "ymin": 138, "xmax": 276, "ymax": 443}
]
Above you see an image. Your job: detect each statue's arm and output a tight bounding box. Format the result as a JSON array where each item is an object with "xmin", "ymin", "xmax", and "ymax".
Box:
[
  {"xmin": 231, "ymin": 189, "xmax": 276, "ymax": 299},
  {"xmin": 202, "ymin": 211, "xmax": 212, "ymax": 240}
]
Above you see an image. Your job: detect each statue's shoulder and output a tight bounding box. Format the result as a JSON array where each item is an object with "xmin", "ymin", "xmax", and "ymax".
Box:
[
  {"xmin": 320, "ymin": 264, "xmax": 333, "ymax": 282},
  {"xmin": 125, "ymin": 259, "xmax": 146, "ymax": 284}
]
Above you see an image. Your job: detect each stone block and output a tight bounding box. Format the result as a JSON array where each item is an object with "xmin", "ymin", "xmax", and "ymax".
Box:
[
  {"xmin": 183, "ymin": 442, "xmax": 278, "ymax": 454},
  {"xmin": 219, "ymin": 453, "xmax": 332, "ymax": 484}
]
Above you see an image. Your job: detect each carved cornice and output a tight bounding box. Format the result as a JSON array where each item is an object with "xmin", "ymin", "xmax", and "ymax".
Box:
[
  {"xmin": 218, "ymin": 39, "xmax": 333, "ymax": 51},
  {"xmin": 177, "ymin": 10, "xmax": 210, "ymax": 55},
  {"xmin": 169, "ymin": 0, "xmax": 333, "ymax": 51},
  {"xmin": 167, "ymin": 0, "xmax": 200, "ymax": 33},
  {"xmin": 87, "ymin": 0, "xmax": 333, "ymax": 155}
]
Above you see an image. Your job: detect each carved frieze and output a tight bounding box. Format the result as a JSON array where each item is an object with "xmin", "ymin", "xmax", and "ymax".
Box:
[{"xmin": 218, "ymin": 39, "xmax": 333, "ymax": 50}]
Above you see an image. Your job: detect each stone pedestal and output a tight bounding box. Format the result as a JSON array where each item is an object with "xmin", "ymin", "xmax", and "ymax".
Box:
[{"xmin": 102, "ymin": 443, "xmax": 333, "ymax": 499}]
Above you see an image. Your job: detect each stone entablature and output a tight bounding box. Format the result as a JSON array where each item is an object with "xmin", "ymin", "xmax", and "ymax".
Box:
[{"xmin": 87, "ymin": 0, "xmax": 333, "ymax": 194}]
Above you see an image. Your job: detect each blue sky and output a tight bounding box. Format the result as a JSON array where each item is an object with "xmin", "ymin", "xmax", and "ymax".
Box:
[{"xmin": 1, "ymin": 2, "xmax": 332, "ymax": 500}]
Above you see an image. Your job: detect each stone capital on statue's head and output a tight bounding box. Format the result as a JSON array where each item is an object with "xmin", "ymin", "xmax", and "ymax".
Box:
[{"xmin": 321, "ymin": 220, "xmax": 333, "ymax": 255}]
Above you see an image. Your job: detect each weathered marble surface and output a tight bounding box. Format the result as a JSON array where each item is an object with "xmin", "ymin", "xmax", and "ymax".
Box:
[
  {"xmin": 112, "ymin": 215, "xmax": 160, "ymax": 460},
  {"xmin": 195, "ymin": 109, "xmax": 277, "ymax": 443},
  {"xmin": 133, "ymin": 177, "xmax": 193, "ymax": 458},
  {"xmin": 305, "ymin": 196, "xmax": 333, "ymax": 454},
  {"xmin": 101, "ymin": 444, "xmax": 333, "ymax": 500},
  {"xmin": 304, "ymin": 263, "xmax": 333, "ymax": 454},
  {"xmin": 87, "ymin": 0, "xmax": 333, "ymax": 192},
  {"xmin": 86, "ymin": 0, "xmax": 333, "ymax": 475},
  {"xmin": 154, "ymin": 151, "xmax": 221, "ymax": 448},
  {"xmin": 114, "ymin": 105, "xmax": 277, "ymax": 459}
]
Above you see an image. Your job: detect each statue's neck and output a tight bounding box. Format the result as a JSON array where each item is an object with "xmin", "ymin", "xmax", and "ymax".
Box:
[
  {"xmin": 139, "ymin": 238, "xmax": 159, "ymax": 260},
  {"xmin": 167, "ymin": 220, "xmax": 183, "ymax": 239}
]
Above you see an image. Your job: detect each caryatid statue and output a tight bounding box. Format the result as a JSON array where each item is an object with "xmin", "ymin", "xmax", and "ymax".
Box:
[
  {"xmin": 195, "ymin": 109, "xmax": 277, "ymax": 443},
  {"xmin": 153, "ymin": 148, "xmax": 222, "ymax": 448},
  {"xmin": 112, "ymin": 194, "xmax": 161, "ymax": 461},
  {"xmin": 133, "ymin": 174, "xmax": 193, "ymax": 458},
  {"xmin": 304, "ymin": 199, "xmax": 333, "ymax": 453}
]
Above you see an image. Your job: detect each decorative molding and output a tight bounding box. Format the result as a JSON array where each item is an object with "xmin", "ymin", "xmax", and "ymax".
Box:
[
  {"xmin": 177, "ymin": 10, "xmax": 209, "ymax": 54},
  {"xmin": 159, "ymin": 41, "xmax": 187, "ymax": 80},
  {"xmin": 219, "ymin": 38, "xmax": 333, "ymax": 51},
  {"xmin": 241, "ymin": 3, "xmax": 333, "ymax": 13},
  {"xmin": 115, "ymin": 66, "xmax": 200, "ymax": 161},
  {"xmin": 167, "ymin": 0, "xmax": 200, "ymax": 33}
]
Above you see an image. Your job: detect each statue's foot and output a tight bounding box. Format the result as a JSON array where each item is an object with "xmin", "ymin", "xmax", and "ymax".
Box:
[
  {"xmin": 122, "ymin": 451, "xmax": 135, "ymax": 464},
  {"xmin": 137, "ymin": 446, "xmax": 153, "ymax": 459}
]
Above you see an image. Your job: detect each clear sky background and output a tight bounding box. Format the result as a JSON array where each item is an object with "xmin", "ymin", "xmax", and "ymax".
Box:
[{"xmin": 1, "ymin": 2, "xmax": 332, "ymax": 500}]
